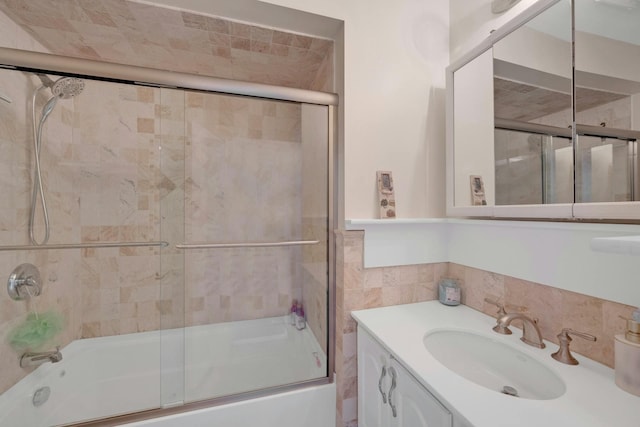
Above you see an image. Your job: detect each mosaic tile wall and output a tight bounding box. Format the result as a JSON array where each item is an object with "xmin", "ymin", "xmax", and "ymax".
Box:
[
  {"xmin": 336, "ymin": 230, "xmax": 637, "ymax": 427},
  {"xmin": 183, "ymin": 92, "xmax": 305, "ymax": 325},
  {"xmin": 0, "ymin": 3, "xmax": 334, "ymax": 396},
  {"xmin": 0, "ymin": 72, "xmax": 165, "ymax": 394},
  {"xmin": 0, "ymin": 76, "xmax": 325, "ymax": 396},
  {"xmin": 0, "ymin": 0, "xmax": 334, "ymax": 91}
]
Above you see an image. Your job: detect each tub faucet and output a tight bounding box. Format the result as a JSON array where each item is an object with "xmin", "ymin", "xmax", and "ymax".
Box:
[
  {"xmin": 20, "ymin": 347, "xmax": 62, "ymax": 368},
  {"xmin": 493, "ymin": 313, "xmax": 546, "ymax": 349}
]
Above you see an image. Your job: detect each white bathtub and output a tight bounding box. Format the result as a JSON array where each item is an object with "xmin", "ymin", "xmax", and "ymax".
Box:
[
  {"xmin": 0, "ymin": 316, "xmax": 328, "ymax": 427},
  {"xmin": 123, "ymin": 383, "xmax": 336, "ymax": 427}
]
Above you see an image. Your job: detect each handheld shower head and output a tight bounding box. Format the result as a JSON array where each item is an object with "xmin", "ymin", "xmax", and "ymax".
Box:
[
  {"xmin": 40, "ymin": 96, "xmax": 59, "ymax": 123},
  {"xmin": 29, "ymin": 75, "xmax": 84, "ymax": 246},
  {"xmin": 37, "ymin": 75, "xmax": 85, "ymax": 99},
  {"xmin": 51, "ymin": 77, "xmax": 84, "ymax": 99}
]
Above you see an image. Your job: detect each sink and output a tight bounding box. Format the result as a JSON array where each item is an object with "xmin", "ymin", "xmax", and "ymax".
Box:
[{"xmin": 423, "ymin": 329, "xmax": 566, "ymax": 400}]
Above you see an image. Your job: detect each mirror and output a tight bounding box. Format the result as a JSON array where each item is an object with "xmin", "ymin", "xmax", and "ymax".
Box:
[
  {"xmin": 574, "ymin": 0, "xmax": 640, "ymax": 204},
  {"xmin": 453, "ymin": 49, "xmax": 495, "ymax": 208},
  {"xmin": 450, "ymin": 0, "xmax": 573, "ymax": 210},
  {"xmin": 449, "ymin": 0, "xmax": 640, "ymax": 218},
  {"xmin": 492, "ymin": 0, "xmax": 573, "ymax": 206}
]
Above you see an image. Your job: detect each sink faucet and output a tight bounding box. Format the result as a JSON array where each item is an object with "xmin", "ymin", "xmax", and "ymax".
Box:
[
  {"xmin": 493, "ymin": 313, "xmax": 546, "ymax": 349},
  {"xmin": 20, "ymin": 347, "xmax": 63, "ymax": 368},
  {"xmin": 551, "ymin": 328, "xmax": 597, "ymax": 365}
]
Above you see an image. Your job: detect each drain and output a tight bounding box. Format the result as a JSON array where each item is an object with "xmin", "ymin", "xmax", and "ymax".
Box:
[
  {"xmin": 501, "ymin": 385, "xmax": 519, "ymax": 397},
  {"xmin": 32, "ymin": 386, "xmax": 51, "ymax": 407}
]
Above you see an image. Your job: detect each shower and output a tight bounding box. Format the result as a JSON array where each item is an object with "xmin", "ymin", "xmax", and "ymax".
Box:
[{"xmin": 29, "ymin": 75, "xmax": 84, "ymax": 245}]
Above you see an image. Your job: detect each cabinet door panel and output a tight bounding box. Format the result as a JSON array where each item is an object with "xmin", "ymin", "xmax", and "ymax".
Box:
[
  {"xmin": 391, "ymin": 360, "xmax": 452, "ymax": 427},
  {"xmin": 358, "ymin": 328, "xmax": 390, "ymax": 427}
]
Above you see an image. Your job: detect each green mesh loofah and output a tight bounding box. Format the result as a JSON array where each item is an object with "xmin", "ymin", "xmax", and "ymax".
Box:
[{"xmin": 8, "ymin": 311, "xmax": 64, "ymax": 352}]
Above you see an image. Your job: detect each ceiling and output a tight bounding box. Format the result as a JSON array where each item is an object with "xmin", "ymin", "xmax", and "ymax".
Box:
[{"xmin": 0, "ymin": 0, "xmax": 333, "ymax": 90}]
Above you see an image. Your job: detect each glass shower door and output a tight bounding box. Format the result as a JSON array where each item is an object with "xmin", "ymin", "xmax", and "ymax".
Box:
[{"xmin": 180, "ymin": 92, "xmax": 330, "ymax": 403}]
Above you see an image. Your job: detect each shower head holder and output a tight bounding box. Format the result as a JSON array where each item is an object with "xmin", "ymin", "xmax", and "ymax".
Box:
[{"xmin": 7, "ymin": 263, "xmax": 42, "ymax": 301}]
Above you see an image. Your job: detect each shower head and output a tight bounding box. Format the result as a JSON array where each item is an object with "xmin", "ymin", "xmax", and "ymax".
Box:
[
  {"xmin": 51, "ymin": 77, "xmax": 84, "ymax": 99},
  {"xmin": 36, "ymin": 74, "xmax": 85, "ymax": 99}
]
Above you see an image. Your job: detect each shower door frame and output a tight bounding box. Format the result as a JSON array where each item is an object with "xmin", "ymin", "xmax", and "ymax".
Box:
[{"xmin": 0, "ymin": 46, "xmax": 338, "ymax": 427}]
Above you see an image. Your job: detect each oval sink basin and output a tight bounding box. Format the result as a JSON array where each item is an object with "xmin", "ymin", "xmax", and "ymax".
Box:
[{"xmin": 424, "ymin": 329, "xmax": 566, "ymax": 400}]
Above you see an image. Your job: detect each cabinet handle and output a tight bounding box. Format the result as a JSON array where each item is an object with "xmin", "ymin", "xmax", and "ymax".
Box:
[
  {"xmin": 377, "ymin": 365, "xmax": 387, "ymax": 403},
  {"xmin": 388, "ymin": 366, "xmax": 397, "ymax": 418}
]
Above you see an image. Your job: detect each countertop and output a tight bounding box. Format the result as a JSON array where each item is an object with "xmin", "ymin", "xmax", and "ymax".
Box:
[{"xmin": 351, "ymin": 301, "xmax": 640, "ymax": 427}]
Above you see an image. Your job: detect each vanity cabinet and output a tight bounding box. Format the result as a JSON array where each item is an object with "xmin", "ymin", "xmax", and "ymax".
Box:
[{"xmin": 358, "ymin": 327, "xmax": 453, "ymax": 427}]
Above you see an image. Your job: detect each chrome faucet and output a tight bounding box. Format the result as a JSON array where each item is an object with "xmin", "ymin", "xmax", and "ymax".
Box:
[
  {"xmin": 20, "ymin": 347, "xmax": 62, "ymax": 368},
  {"xmin": 493, "ymin": 313, "xmax": 546, "ymax": 349}
]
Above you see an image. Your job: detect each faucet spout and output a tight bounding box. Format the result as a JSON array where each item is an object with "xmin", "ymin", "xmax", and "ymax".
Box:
[
  {"xmin": 493, "ymin": 313, "xmax": 546, "ymax": 349},
  {"xmin": 20, "ymin": 347, "xmax": 63, "ymax": 368}
]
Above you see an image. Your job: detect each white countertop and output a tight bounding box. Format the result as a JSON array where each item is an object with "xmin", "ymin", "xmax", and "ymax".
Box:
[{"xmin": 351, "ymin": 301, "xmax": 640, "ymax": 427}]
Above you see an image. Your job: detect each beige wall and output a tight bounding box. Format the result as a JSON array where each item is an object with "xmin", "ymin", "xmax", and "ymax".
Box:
[
  {"xmin": 256, "ymin": 0, "xmax": 450, "ymax": 219},
  {"xmin": 450, "ymin": 0, "xmax": 539, "ymax": 62}
]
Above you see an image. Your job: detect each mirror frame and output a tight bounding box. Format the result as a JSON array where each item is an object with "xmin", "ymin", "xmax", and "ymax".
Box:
[{"xmin": 446, "ymin": 0, "xmax": 640, "ymax": 221}]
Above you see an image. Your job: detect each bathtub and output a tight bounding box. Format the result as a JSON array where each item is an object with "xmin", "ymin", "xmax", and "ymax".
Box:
[{"xmin": 0, "ymin": 316, "xmax": 328, "ymax": 427}]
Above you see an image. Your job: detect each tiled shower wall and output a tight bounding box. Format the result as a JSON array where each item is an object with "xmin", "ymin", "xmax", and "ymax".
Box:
[
  {"xmin": 0, "ymin": 0, "xmax": 334, "ymax": 92},
  {"xmin": 0, "ymin": 74, "xmax": 166, "ymax": 394},
  {"xmin": 0, "ymin": 77, "xmax": 320, "ymax": 395},
  {"xmin": 336, "ymin": 230, "xmax": 637, "ymax": 427},
  {"xmin": 0, "ymin": 4, "xmax": 333, "ymax": 395},
  {"xmin": 183, "ymin": 93, "xmax": 305, "ymax": 325}
]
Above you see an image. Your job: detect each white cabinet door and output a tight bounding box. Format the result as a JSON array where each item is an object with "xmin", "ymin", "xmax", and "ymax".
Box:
[
  {"xmin": 358, "ymin": 327, "xmax": 453, "ymax": 427},
  {"xmin": 358, "ymin": 327, "xmax": 390, "ymax": 427},
  {"xmin": 388, "ymin": 360, "xmax": 452, "ymax": 427}
]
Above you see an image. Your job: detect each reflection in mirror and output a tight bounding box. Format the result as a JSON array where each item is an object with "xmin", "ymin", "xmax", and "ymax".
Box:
[
  {"xmin": 453, "ymin": 49, "xmax": 495, "ymax": 207},
  {"xmin": 575, "ymin": 0, "xmax": 640, "ymax": 203},
  {"xmin": 492, "ymin": 0, "xmax": 572, "ymax": 205},
  {"xmin": 495, "ymin": 129, "xmax": 572, "ymax": 205}
]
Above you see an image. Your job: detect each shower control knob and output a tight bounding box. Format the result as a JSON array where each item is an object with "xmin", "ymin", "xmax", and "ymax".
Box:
[{"xmin": 7, "ymin": 263, "xmax": 42, "ymax": 300}]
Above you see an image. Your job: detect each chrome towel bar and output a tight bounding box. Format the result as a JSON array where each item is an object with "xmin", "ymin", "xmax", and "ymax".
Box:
[
  {"xmin": 175, "ymin": 240, "xmax": 320, "ymax": 249},
  {"xmin": 0, "ymin": 241, "xmax": 169, "ymax": 251}
]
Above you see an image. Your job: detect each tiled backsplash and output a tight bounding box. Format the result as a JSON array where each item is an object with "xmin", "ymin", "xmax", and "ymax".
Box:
[
  {"xmin": 336, "ymin": 229, "xmax": 637, "ymax": 427},
  {"xmin": 336, "ymin": 230, "xmax": 449, "ymax": 427},
  {"xmin": 448, "ymin": 262, "xmax": 636, "ymax": 369}
]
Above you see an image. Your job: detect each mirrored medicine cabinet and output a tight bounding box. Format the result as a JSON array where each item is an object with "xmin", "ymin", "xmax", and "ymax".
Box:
[{"xmin": 446, "ymin": 0, "xmax": 640, "ymax": 220}]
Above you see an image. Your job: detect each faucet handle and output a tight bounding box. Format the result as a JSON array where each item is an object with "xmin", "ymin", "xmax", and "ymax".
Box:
[
  {"xmin": 484, "ymin": 297, "xmax": 507, "ymax": 317},
  {"xmin": 551, "ymin": 328, "xmax": 597, "ymax": 365}
]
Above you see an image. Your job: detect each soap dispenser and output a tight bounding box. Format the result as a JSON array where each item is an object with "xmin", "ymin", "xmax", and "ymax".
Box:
[{"xmin": 614, "ymin": 309, "xmax": 640, "ymax": 397}]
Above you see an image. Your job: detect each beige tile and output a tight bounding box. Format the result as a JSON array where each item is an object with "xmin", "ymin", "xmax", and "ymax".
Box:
[
  {"xmin": 137, "ymin": 118, "xmax": 155, "ymax": 133},
  {"xmin": 343, "ymin": 263, "xmax": 363, "ymax": 290},
  {"xmin": 364, "ymin": 288, "xmax": 382, "ymax": 309},
  {"xmin": 364, "ymin": 268, "xmax": 383, "ymax": 288},
  {"xmin": 397, "ymin": 265, "xmax": 419, "ymax": 285},
  {"xmin": 344, "ymin": 289, "xmax": 364, "ymax": 312}
]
